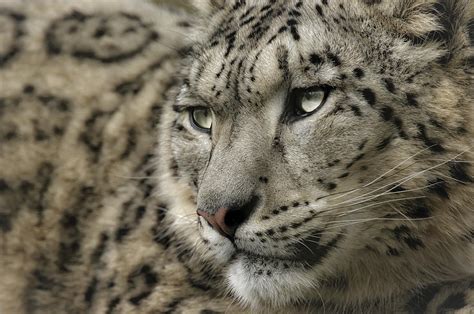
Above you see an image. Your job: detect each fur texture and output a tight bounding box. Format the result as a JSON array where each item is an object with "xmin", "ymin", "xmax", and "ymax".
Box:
[{"xmin": 0, "ymin": 0, "xmax": 472, "ymax": 313}]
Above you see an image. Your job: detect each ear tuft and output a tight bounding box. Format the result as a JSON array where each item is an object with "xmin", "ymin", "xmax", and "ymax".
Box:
[{"xmin": 394, "ymin": 0, "xmax": 473, "ymax": 64}]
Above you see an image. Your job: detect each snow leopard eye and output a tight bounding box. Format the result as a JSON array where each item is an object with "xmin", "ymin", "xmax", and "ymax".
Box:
[
  {"xmin": 189, "ymin": 107, "xmax": 213, "ymax": 133},
  {"xmin": 292, "ymin": 86, "xmax": 331, "ymax": 117}
]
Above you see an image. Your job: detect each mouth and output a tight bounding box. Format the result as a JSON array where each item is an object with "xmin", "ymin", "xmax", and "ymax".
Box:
[
  {"xmin": 233, "ymin": 230, "xmax": 345, "ymax": 268},
  {"xmin": 235, "ymin": 249, "xmax": 309, "ymax": 270}
]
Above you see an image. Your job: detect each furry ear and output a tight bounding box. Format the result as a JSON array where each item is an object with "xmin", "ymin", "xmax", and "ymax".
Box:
[{"xmin": 393, "ymin": 0, "xmax": 473, "ymax": 64}]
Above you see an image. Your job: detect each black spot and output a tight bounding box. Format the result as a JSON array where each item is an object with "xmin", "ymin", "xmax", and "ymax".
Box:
[
  {"xmin": 393, "ymin": 225, "xmax": 425, "ymax": 250},
  {"xmin": 23, "ymin": 84, "xmax": 35, "ymax": 94},
  {"xmin": 361, "ymin": 88, "xmax": 376, "ymax": 106},
  {"xmin": 115, "ymin": 226, "xmax": 131, "ymax": 242},
  {"xmin": 94, "ymin": 26, "xmax": 108, "ymax": 38},
  {"xmin": 142, "ymin": 267, "xmax": 159, "ymax": 287},
  {"xmin": 129, "ymin": 291, "xmax": 152, "ymax": 306},
  {"xmin": 338, "ymin": 172, "xmax": 350, "ymax": 179},
  {"xmin": 357, "ymin": 141, "xmax": 367, "ymax": 151},
  {"xmin": 90, "ymin": 232, "xmax": 109, "ymax": 264},
  {"xmin": 393, "ymin": 117, "xmax": 408, "ymax": 139},
  {"xmin": 353, "ymin": 68, "xmax": 364, "ymax": 78},
  {"xmin": 327, "ymin": 182, "xmax": 337, "ymax": 190},
  {"xmin": 53, "ymin": 126, "xmax": 65, "ymax": 136},
  {"xmin": 259, "ymin": 176, "xmax": 269, "ymax": 184},
  {"xmin": 0, "ymin": 11, "xmax": 25, "ymax": 68},
  {"xmin": 406, "ymin": 93, "xmax": 419, "ymax": 107},
  {"xmin": 416, "ymin": 124, "xmax": 445, "ymax": 152},
  {"xmin": 290, "ymin": 27, "xmax": 300, "ymax": 41},
  {"xmin": 315, "ymin": 5, "xmax": 324, "ymax": 17},
  {"xmin": 106, "ymin": 297, "xmax": 121, "ymax": 314},
  {"xmin": 120, "ymin": 128, "xmax": 137, "ymax": 160},
  {"xmin": 327, "ymin": 52, "xmax": 341, "ymax": 66},
  {"xmin": 405, "ymin": 203, "xmax": 431, "ymax": 219},
  {"xmin": 377, "ymin": 137, "xmax": 392, "ymax": 150},
  {"xmin": 0, "ymin": 179, "xmax": 10, "ymax": 192},
  {"xmin": 379, "ymin": 106, "xmax": 393, "ymax": 121},
  {"xmin": 310, "ymin": 53, "xmax": 322, "ymax": 65},
  {"xmin": 0, "ymin": 214, "xmax": 12, "ymax": 232},
  {"xmin": 404, "ymin": 236, "xmax": 425, "ymax": 250},
  {"xmin": 449, "ymin": 162, "xmax": 472, "ymax": 184},
  {"xmin": 291, "ymin": 222, "xmax": 302, "ymax": 229},
  {"xmin": 346, "ymin": 153, "xmax": 365, "ymax": 169},
  {"xmin": 393, "ymin": 225, "xmax": 410, "ymax": 240},
  {"xmin": 84, "ymin": 277, "xmax": 98, "ymax": 305},
  {"xmin": 287, "ymin": 19, "xmax": 298, "ymax": 27},
  {"xmin": 428, "ymin": 178, "xmax": 449, "ymax": 199},
  {"xmin": 135, "ymin": 205, "xmax": 146, "ymax": 223},
  {"xmin": 349, "ymin": 105, "xmax": 362, "ymax": 116},
  {"xmin": 383, "ymin": 78, "xmax": 396, "ymax": 93},
  {"xmin": 280, "ymin": 206, "xmax": 288, "ymax": 212},
  {"xmin": 19, "ymin": 180, "xmax": 34, "ymax": 194}
]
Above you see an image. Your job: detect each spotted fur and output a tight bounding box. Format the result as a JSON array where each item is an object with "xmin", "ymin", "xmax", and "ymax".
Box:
[{"xmin": 0, "ymin": 0, "xmax": 472, "ymax": 313}]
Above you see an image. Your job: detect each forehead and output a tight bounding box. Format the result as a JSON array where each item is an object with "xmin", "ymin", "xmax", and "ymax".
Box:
[{"xmin": 185, "ymin": 0, "xmax": 401, "ymax": 109}]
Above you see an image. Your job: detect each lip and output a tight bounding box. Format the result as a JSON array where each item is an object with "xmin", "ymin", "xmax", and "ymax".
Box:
[
  {"xmin": 235, "ymin": 249, "xmax": 309, "ymax": 270},
  {"xmin": 235, "ymin": 231, "xmax": 345, "ymax": 267}
]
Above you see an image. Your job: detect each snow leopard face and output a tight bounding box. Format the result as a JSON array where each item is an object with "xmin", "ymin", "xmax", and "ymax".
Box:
[{"xmin": 158, "ymin": 0, "xmax": 473, "ymax": 309}]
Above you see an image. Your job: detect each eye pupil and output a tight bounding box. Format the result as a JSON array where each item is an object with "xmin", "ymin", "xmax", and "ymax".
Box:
[
  {"xmin": 190, "ymin": 108, "xmax": 213, "ymax": 132},
  {"xmin": 291, "ymin": 86, "xmax": 331, "ymax": 117},
  {"xmin": 300, "ymin": 91, "xmax": 325, "ymax": 113}
]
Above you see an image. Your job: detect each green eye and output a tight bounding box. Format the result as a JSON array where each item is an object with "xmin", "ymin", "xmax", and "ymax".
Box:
[
  {"xmin": 300, "ymin": 90, "xmax": 325, "ymax": 113},
  {"xmin": 292, "ymin": 86, "xmax": 331, "ymax": 117},
  {"xmin": 189, "ymin": 107, "xmax": 213, "ymax": 132}
]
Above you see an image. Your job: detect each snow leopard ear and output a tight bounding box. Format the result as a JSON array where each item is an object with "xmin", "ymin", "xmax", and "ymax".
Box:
[{"xmin": 377, "ymin": 0, "xmax": 473, "ymax": 64}]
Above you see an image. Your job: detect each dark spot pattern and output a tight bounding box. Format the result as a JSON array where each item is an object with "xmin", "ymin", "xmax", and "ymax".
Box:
[
  {"xmin": 0, "ymin": 10, "xmax": 26, "ymax": 68},
  {"xmin": 361, "ymin": 88, "xmax": 376, "ymax": 106},
  {"xmin": 45, "ymin": 11, "xmax": 158, "ymax": 63}
]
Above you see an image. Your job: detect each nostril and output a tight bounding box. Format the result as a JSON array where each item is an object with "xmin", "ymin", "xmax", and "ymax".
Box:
[
  {"xmin": 197, "ymin": 195, "xmax": 260, "ymax": 240},
  {"xmin": 224, "ymin": 210, "xmax": 248, "ymax": 228},
  {"xmin": 231, "ymin": 194, "xmax": 260, "ymax": 222}
]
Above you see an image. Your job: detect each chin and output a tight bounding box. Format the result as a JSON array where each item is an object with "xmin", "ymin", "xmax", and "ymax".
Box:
[{"xmin": 226, "ymin": 254, "xmax": 316, "ymax": 309}]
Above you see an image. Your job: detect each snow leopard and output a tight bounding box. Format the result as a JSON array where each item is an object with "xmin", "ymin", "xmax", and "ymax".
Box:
[{"xmin": 0, "ymin": 0, "xmax": 472, "ymax": 313}]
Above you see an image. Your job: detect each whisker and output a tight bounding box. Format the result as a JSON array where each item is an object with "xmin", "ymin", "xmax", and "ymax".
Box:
[
  {"xmin": 325, "ymin": 216, "xmax": 433, "ymax": 230},
  {"xmin": 336, "ymin": 195, "xmax": 427, "ymax": 217},
  {"xmin": 332, "ymin": 150, "xmax": 470, "ymax": 208},
  {"xmin": 329, "ymin": 146, "xmax": 437, "ymax": 203}
]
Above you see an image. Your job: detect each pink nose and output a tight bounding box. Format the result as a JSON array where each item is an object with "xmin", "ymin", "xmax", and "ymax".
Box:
[{"xmin": 197, "ymin": 207, "xmax": 236, "ymax": 239}]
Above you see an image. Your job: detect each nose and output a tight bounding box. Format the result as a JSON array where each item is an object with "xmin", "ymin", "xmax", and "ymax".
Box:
[{"xmin": 197, "ymin": 196, "xmax": 259, "ymax": 240}]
